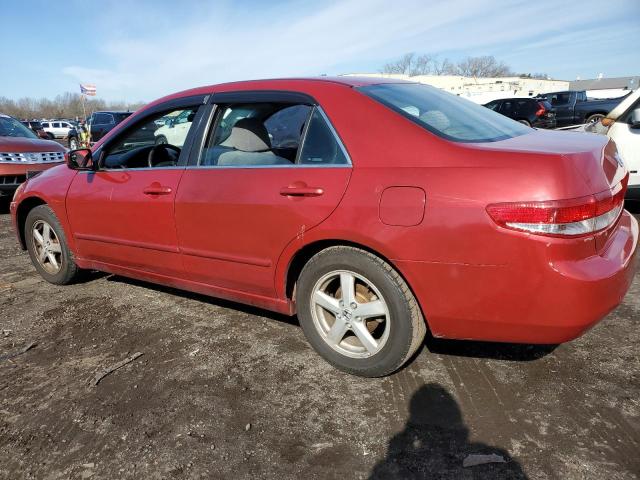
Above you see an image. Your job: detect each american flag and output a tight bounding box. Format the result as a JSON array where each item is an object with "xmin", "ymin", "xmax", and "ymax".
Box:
[{"xmin": 80, "ymin": 84, "xmax": 97, "ymax": 96}]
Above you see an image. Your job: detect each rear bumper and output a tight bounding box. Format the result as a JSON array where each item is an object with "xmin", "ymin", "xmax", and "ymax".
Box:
[{"xmin": 398, "ymin": 211, "xmax": 638, "ymax": 344}]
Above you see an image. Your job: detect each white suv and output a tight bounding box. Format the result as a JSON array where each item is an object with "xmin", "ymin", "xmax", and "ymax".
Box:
[
  {"xmin": 587, "ymin": 89, "xmax": 640, "ymax": 202},
  {"xmin": 153, "ymin": 110, "xmax": 194, "ymax": 147},
  {"xmin": 41, "ymin": 120, "xmax": 74, "ymax": 139}
]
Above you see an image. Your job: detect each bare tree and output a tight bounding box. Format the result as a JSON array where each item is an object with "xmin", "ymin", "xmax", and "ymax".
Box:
[
  {"xmin": 409, "ymin": 54, "xmax": 436, "ymax": 76},
  {"xmin": 0, "ymin": 93, "xmax": 145, "ymax": 120},
  {"xmin": 433, "ymin": 58, "xmax": 459, "ymax": 75},
  {"xmin": 383, "ymin": 53, "xmax": 515, "ymax": 78},
  {"xmin": 382, "ymin": 52, "xmax": 416, "ymax": 75},
  {"xmin": 456, "ymin": 55, "xmax": 512, "ymax": 77}
]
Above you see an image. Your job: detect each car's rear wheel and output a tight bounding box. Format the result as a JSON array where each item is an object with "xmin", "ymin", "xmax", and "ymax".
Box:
[
  {"xmin": 517, "ymin": 119, "xmax": 531, "ymax": 126},
  {"xmin": 296, "ymin": 246, "xmax": 426, "ymax": 377},
  {"xmin": 25, "ymin": 205, "xmax": 81, "ymax": 285}
]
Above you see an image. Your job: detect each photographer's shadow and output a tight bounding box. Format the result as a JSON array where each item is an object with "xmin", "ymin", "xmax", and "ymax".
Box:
[{"xmin": 370, "ymin": 383, "xmax": 529, "ymax": 479}]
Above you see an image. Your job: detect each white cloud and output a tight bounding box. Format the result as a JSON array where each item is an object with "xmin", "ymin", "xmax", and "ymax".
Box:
[{"xmin": 62, "ymin": 0, "xmax": 640, "ymax": 101}]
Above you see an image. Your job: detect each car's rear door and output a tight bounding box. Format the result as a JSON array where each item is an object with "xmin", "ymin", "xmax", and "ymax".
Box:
[
  {"xmin": 174, "ymin": 92, "xmax": 352, "ymax": 298},
  {"xmin": 66, "ymin": 96, "xmax": 208, "ymax": 277}
]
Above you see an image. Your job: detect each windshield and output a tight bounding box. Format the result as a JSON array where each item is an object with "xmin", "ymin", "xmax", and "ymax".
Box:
[
  {"xmin": 359, "ymin": 83, "xmax": 530, "ymax": 143},
  {"xmin": 0, "ymin": 115, "xmax": 38, "ymax": 139}
]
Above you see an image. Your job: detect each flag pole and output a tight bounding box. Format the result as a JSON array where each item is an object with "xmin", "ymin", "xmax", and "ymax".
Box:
[{"xmin": 81, "ymin": 94, "xmax": 87, "ymax": 122}]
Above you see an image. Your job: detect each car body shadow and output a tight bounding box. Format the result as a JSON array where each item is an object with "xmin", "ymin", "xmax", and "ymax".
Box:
[
  {"xmin": 105, "ymin": 274, "xmax": 299, "ymax": 327},
  {"xmin": 105, "ymin": 275, "xmax": 555, "ymax": 360},
  {"xmin": 369, "ymin": 383, "xmax": 529, "ymax": 479},
  {"xmin": 423, "ymin": 332, "xmax": 557, "ymax": 361}
]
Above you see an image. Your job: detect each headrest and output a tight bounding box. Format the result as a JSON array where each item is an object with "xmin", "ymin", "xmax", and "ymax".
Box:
[{"xmin": 220, "ymin": 118, "xmax": 271, "ymax": 152}]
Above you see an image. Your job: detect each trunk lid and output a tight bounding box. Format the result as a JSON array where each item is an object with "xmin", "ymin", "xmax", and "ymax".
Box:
[{"xmin": 471, "ymin": 129, "xmax": 627, "ymax": 253}]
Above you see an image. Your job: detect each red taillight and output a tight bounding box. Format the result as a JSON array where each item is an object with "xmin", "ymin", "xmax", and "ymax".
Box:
[
  {"xmin": 535, "ymin": 102, "xmax": 546, "ymax": 117},
  {"xmin": 486, "ymin": 178, "xmax": 627, "ymax": 237}
]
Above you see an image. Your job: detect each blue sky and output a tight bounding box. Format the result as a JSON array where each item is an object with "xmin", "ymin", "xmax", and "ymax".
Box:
[{"xmin": 1, "ymin": 0, "xmax": 639, "ymax": 102}]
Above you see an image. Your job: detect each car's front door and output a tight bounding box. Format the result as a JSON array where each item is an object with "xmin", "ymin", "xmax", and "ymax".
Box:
[
  {"xmin": 174, "ymin": 95, "xmax": 352, "ymax": 298},
  {"xmin": 66, "ymin": 98, "xmax": 206, "ymax": 277}
]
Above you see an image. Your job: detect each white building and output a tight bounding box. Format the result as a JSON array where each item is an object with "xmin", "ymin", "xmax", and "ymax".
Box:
[{"xmin": 344, "ymin": 73, "xmax": 570, "ymax": 104}]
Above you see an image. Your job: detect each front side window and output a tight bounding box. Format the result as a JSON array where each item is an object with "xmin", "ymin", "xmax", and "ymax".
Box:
[
  {"xmin": 0, "ymin": 115, "xmax": 37, "ymax": 139},
  {"xmin": 102, "ymin": 107, "xmax": 199, "ymax": 169},
  {"xmin": 200, "ymin": 102, "xmax": 349, "ymax": 167},
  {"xmin": 359, "ymin": 83, "xmax": 530, "ymax": 143}
]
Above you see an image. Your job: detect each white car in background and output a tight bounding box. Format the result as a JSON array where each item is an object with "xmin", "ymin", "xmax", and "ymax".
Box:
[
  {"xmin": 41, "ymin": 120, "xmax": 74, "ymax": 139},
  {"xmin": 153, "ymin": 109, "xmax": 194, "ymax": 147},
  {"xmin": 586, "ymin": 89, "xmax": 640, "ymax": 202}
]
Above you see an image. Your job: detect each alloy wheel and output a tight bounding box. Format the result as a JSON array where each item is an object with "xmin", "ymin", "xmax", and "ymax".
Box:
[
  {"xmin": 310, "ymin": 270, "xmax": 390, "ymax": 358},
  {"xmin": 31, "ymin": 220, "xmax": 62, "ymax": 274}
]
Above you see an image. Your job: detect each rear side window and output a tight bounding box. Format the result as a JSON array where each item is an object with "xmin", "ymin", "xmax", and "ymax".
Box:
[
  {"xmin": 360, "ymin": 83, "xmax": 529, "ymax": 143},
  {"xmin": 299, "ymin": 109, "xmax": 349, "ymax": 165}
]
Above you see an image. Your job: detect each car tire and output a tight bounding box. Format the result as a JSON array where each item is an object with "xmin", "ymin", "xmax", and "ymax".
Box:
[
  {"xmin": 25, "ymin": 205, "xmax": 81, "ymax": 285},
  {"xmin": 517, "ymin": 119, "xmax": 531, "ymax": 126},
  {"xmin": 296, "ymin": 246, "xmax": 426, "ymax": 377},
  {"xmin": 46, "ymin": 132, "xmax": 55, "ymax": 140},
  {"xmin": 587, "ymin": 113, "xmax": 605, "ymax": 124},
  {"xmin": 155, "ymin": 135, "xmax": 168, "ymax": 145}
]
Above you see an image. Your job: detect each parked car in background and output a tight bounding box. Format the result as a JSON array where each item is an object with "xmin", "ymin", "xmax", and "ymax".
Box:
[
  {"xmin": 586, "ymin": 88, "xmax": 640, "ymax": 202},
  {"xmin": 0, "ymin": 113, "xmax": 65, "ymax": 198},
  {"xmin": 87, "ymin": 111, "xmax": 132, "ymax": 142},
  {"xmin": 153, "ymin": 109, "xmax": 195, "ymax": 146},
  {"xmin": 483, "ymin": 98, "xmax": 556, "ymax": 128},
  {"xmin": 10, "ymin": 78, "xmax": 637, "ymax": 377},
  {"xmin": 537, "ymin": 90, "xmax": 629, "ymax": 127},
  {"xmin": 41, "ymin": 120, "xmax": 74, "ymax": 139},
  {"xmin": 21, "ymin": 120, "xmax": 49, "ymax": 139}
]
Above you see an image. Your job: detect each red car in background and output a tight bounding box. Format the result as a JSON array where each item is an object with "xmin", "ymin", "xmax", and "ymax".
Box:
[
  {"xmin": 10, "ymin": 78, "xmax": 638, "ymax": 377},
  {"xmin": 1, "ymin": 114, "xmax": 65, "ymax": 199}
]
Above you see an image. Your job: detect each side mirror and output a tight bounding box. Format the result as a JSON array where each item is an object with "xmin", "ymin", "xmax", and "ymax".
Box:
[
  {"xmin": 66, "ymin": 148, "xmax": 94, "ymax": 171},
  {"xmin": 630, "ymin": 108, "xmax": 640, "ymax": 129}
]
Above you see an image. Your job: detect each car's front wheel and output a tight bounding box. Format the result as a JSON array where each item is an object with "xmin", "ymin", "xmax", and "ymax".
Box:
[
  {"xmin": 25, "ymin": 205, "xmax": 81, "ymax": 285},
  {"xmin": 296, "ymin": 246, "xmax": 426, "ymax": 377}
]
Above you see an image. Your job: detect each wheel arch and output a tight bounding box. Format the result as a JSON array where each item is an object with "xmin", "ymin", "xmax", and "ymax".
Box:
[
  {"xmin": 15, "ymin": 196, "xmax": 48, "ymax": 249},
  {"xmin": 283, "ymin": 239, "xmax": 429, "ymax": 330},
  {"xmin": 585, "ymin": 111, "xmax": 607, "ymax": 121}
]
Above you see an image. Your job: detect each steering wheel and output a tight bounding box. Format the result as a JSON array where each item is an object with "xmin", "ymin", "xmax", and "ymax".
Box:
[{"xmin": 148, "ymin": 143, "xmax": 181, "ymax": 168}]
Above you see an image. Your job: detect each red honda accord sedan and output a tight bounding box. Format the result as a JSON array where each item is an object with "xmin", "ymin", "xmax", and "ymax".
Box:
[{"xmin": 10, "ymin": 78, "xmax": 638, "ymax": 376}]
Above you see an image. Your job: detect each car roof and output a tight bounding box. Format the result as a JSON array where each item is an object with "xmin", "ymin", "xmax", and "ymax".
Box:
[{"xmin": 148, "ymin": 76, "xmax": 413, "ymax": 107}]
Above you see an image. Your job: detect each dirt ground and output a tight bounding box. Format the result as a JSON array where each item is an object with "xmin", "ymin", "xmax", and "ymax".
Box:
[{"xmin": 1, "ymin": 200, "xmax": 639, "ymax": 480}]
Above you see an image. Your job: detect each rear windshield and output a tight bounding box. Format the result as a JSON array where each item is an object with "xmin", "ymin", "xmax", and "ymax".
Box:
[{"xmin": 359, "ymin": 83, "xmax": 530, "ymax": 143}]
